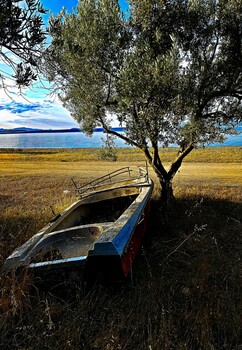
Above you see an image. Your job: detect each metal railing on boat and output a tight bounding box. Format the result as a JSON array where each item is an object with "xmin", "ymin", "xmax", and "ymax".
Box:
[{"xmin": 72, "ymin": 165, "xmax": 150, "ymax": 199}]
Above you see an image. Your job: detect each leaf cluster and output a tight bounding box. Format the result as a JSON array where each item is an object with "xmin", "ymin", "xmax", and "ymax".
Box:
[
  {"xmin": 0, "ymin": 0, "xmax": 47, "ymax": 87},
  {"xmin": 45, "ymin": 0, "xmax": 127, "ymax": 134}
]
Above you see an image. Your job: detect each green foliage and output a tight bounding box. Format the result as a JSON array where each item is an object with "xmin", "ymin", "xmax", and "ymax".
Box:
[
  {"xmin": 46, "ymin": 0, "xmax": 125, "ymax": 133},
  {"xmin": 45, "ymin": 0, "xmax": 242, "ymax": 199},
  {"xmin": 99, "ymin": 134, "xmax": 118, "ymax": 161},
  {"xmin": 175, "ymin": 0, "xmax": 242, "ymax": 145},
  {"xmin": 0, "ymin": 0, "xmax": 47, "ymax": 87}
]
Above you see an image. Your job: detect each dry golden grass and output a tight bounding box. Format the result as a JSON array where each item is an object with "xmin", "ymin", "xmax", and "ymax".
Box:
[
  {"xmin": 173, "ymin": 163, "xmax": 242, "ymax": 202},
  {"xmin": 0, "ymin": 147, "xmax": 241, "ymax": 350}
]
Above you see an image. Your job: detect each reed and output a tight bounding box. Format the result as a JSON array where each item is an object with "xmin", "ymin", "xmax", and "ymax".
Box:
[{"xmin": 0, "ymin": 147, "xmax": 241, "ymax": 349}]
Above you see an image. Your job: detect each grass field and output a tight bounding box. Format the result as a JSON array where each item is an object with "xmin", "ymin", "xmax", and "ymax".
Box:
[{"xmin": 0, "ymin": 147, "xmax": 241, "ymax": 349}]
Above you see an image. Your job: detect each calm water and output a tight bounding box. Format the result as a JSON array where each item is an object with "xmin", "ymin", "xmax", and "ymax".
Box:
[
  {"xmin": 0, "ymin": 131, "xmax": 241, "ymax": 148},
  {"xmin": 0, "ymin": 132, "xmax": 129, "ymax": 148}
]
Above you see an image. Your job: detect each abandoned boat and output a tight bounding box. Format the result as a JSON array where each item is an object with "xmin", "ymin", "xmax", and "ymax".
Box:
[{"xmin": 3, "ymin": 166, "xmax": 153, "ymax": 282}]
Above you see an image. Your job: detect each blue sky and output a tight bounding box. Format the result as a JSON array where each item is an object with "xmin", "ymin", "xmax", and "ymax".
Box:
[{"xmin": 0, "ymin": 0, "xmax": 129, "ymax": 130}]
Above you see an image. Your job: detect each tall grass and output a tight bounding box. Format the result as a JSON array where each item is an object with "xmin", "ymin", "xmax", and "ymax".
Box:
[{"xmin": 0, "ymin": 147, "xmax": 241, "ymax": 349}]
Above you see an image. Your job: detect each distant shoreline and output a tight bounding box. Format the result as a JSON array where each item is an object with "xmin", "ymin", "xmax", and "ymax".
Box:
[
  {"xmin": 0, "ymin": 127, "xmax": 241, "ymax": 147},
  {"xmin": 0, "ymin": 127, "xmax": 125, "ymax": 135}
]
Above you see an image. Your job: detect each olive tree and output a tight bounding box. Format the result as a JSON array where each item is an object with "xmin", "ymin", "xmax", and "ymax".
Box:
[
  {"xmin": 45, "ymin": 0, "xmax": 241, "ymax": 203},
  {"xmin": 0, "ymin": 0, "xmax": 47, "ymax": 88}
]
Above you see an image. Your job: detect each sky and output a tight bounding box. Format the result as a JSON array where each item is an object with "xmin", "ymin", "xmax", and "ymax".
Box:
[{"xmin": 0, "ymin": 0, "xmax": 129, "ymax": 130}]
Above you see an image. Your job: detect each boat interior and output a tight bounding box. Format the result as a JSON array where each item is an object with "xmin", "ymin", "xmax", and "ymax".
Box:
[{"xmin": 29, "ymin": 193, "xmax": 138, "ymax": 265}]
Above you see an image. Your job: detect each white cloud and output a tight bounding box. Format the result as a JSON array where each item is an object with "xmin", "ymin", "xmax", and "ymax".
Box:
[{"xmin": 0, "ymin": 86, "xmax": 79, "ymax": 130}]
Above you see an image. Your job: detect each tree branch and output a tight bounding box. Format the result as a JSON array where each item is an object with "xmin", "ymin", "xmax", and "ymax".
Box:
[
  {"xmin": 167, "ymin": 142, "xmax": 194, "ymax": 180},
  {"xmin": 200, "ymin": 89, "xmax": 242, "ymax": 112},
  {"xmin": 151, "ymin": 141, "xmax": 167, "ymax": 177},
  {"xmin": 97, "ymin": 117, "xmax": 141, "ymax": 149}
]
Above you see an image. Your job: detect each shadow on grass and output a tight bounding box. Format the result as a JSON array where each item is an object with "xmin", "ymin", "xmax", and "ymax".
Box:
[{"xmin": 0, "ymin": 196, "xmax": 241, "ymax": 350}]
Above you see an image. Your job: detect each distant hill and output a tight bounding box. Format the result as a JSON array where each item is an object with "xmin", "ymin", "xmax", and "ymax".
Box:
[
  {"xmin": 13, "ymin": 127, "xmax": 41, "ymax": 132},
  {"xmin": 0, "ymin": 127, "xmax": 81, "ymax": 134},
  {"xmin": 0, "ymin": 127, "xmax": 125, "ymax": 134}
]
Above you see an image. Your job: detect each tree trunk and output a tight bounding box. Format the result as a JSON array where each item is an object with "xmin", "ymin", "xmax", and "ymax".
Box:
[
  {"xmin": 160, "ymin": 177, "xmax": 175, "ymax": 206},
  {"xmin": 145, "ymin": 142, "xmax": 194, "ymax": 207},
  {"xmin": 147, "ymin": 161, "xmax": 175, "ymax": 207}
]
